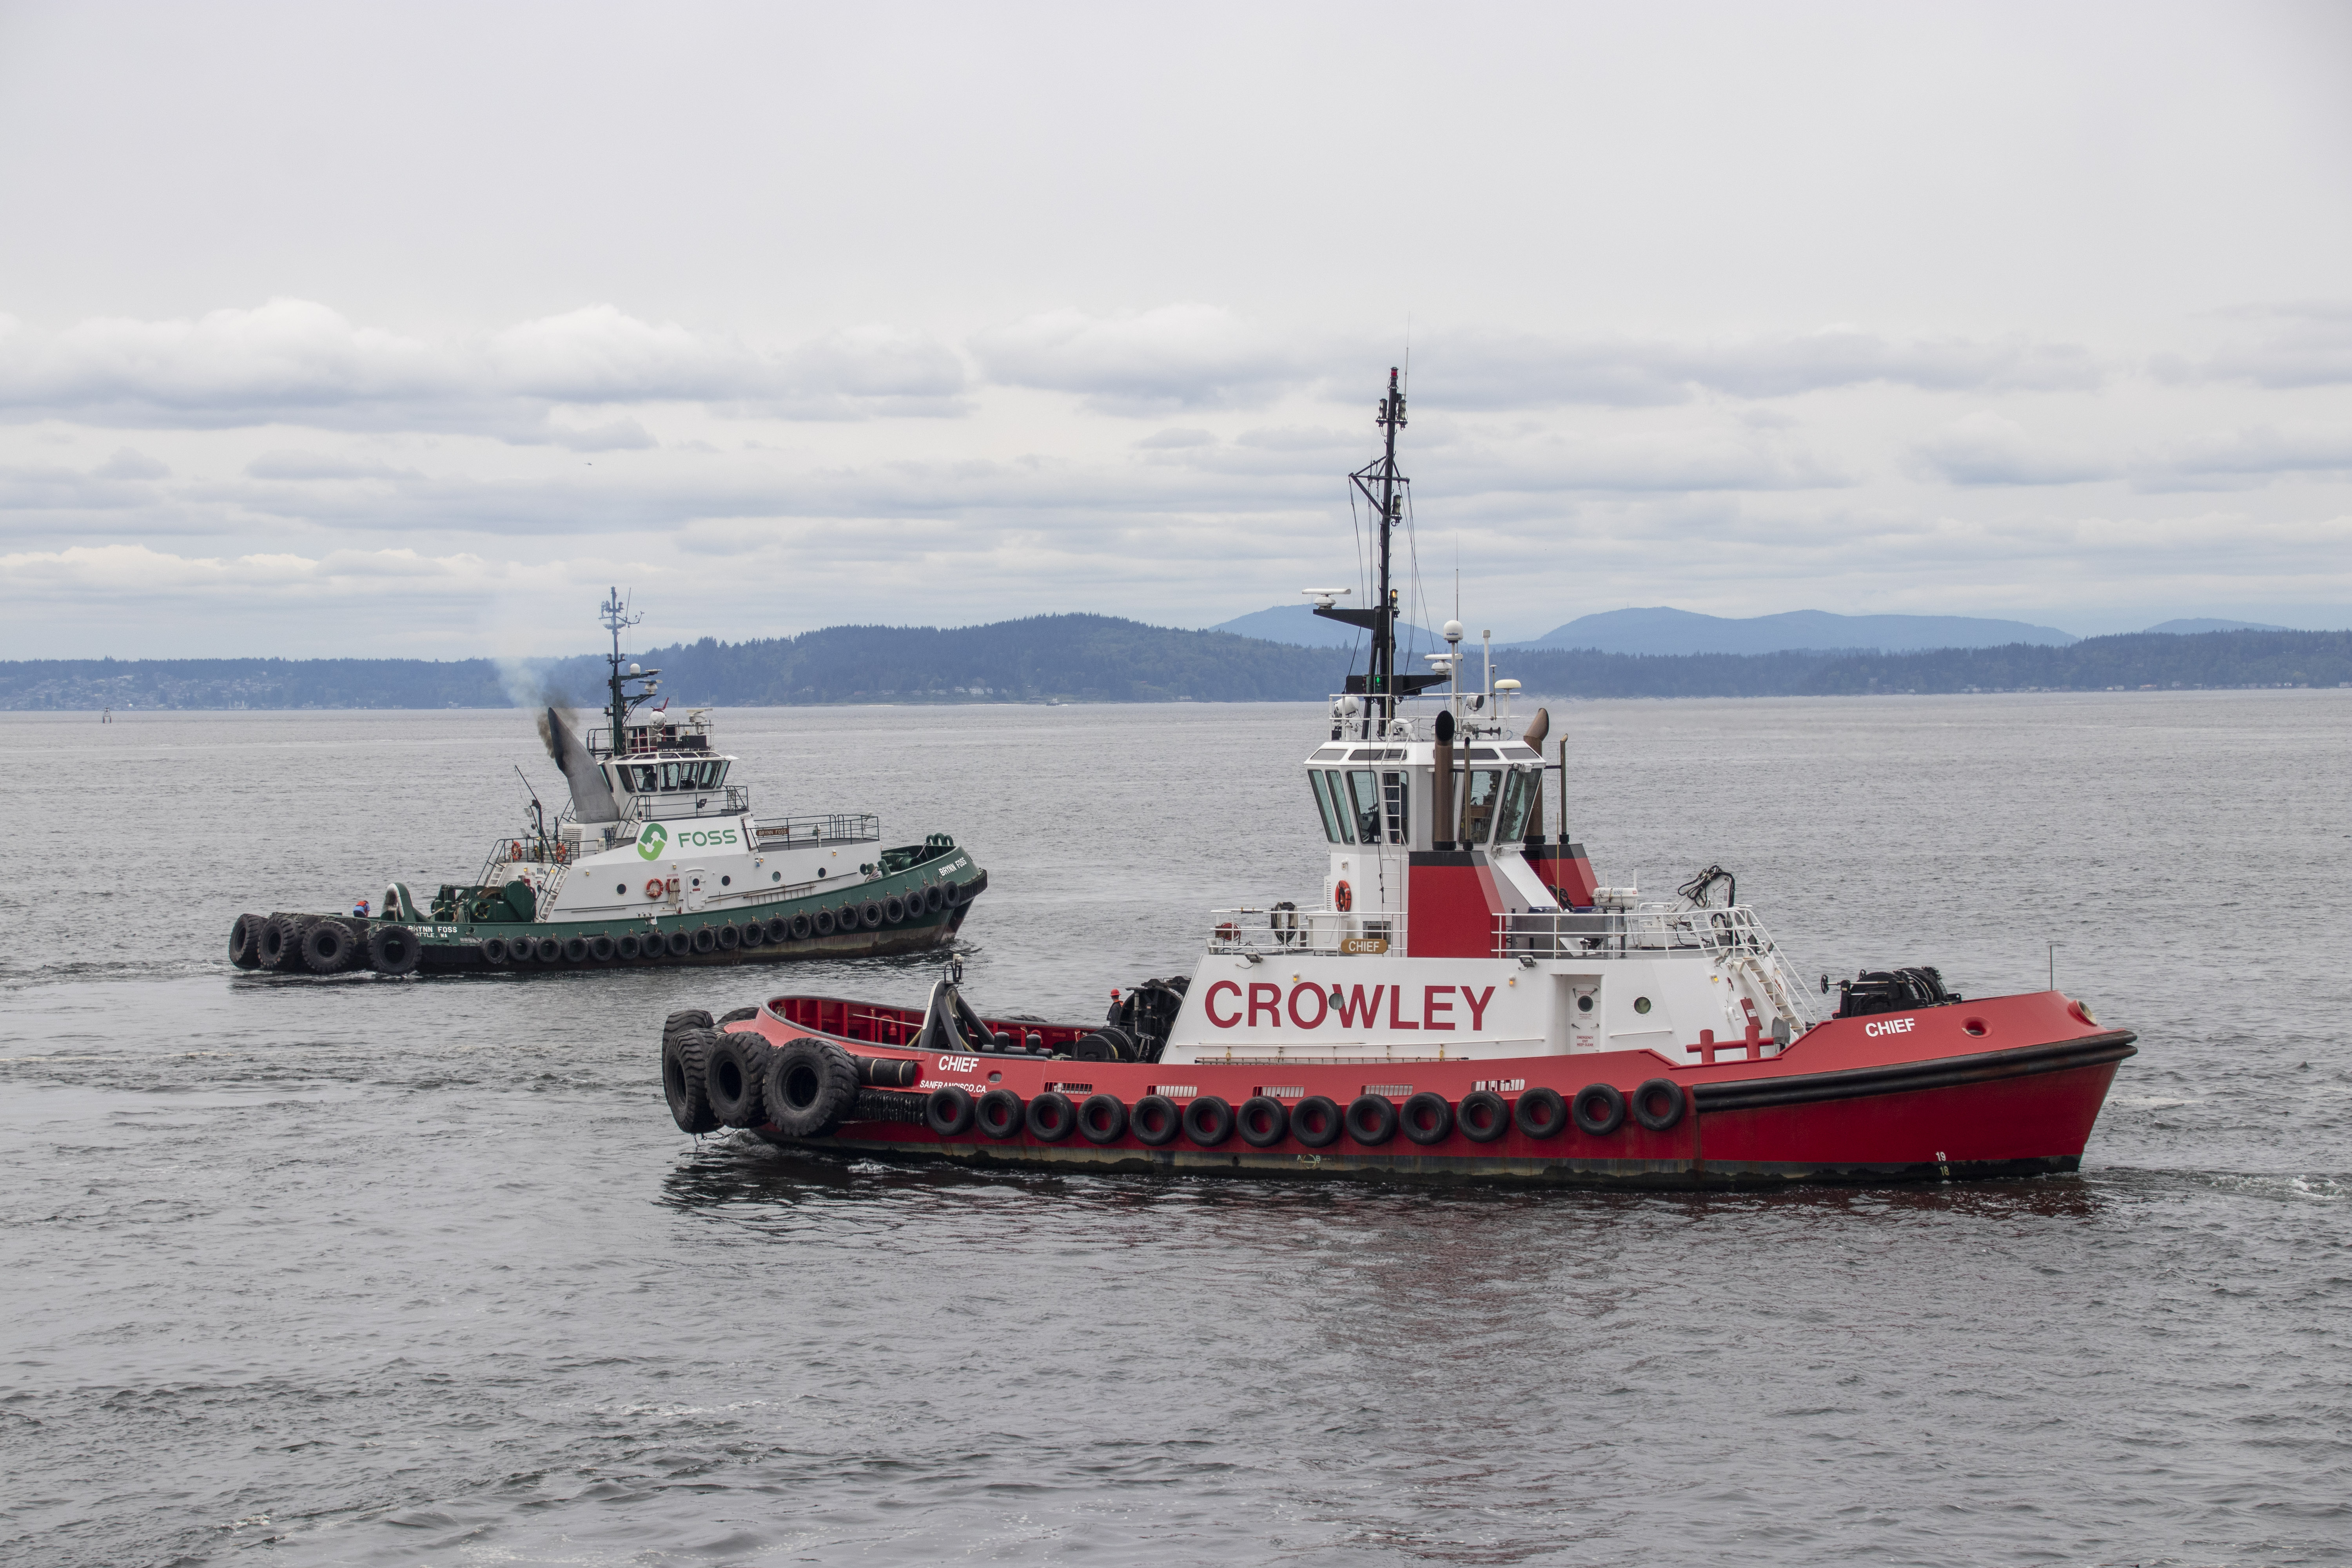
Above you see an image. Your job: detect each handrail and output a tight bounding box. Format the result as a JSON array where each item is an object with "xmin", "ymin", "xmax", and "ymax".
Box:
[
  {"xmin": 1494, "ymin": 904, "xmax": 1818, "ymax": 1025},
  {"xmin": 1208, "ymin": 907, "xmax": 1404, "ymax": 956},
  {"xmin": 625, "ymin": 786, "xmax": 750, "ymax": 822},
  {"xmin": 753, "ymin": 812, "xmax": 882, "ymax": 844}
]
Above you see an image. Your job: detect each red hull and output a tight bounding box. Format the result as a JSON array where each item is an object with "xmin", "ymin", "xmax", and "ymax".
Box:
[{"xmin": 724, "ymin": 990, "xmax": 2134, "ymax": 1188}]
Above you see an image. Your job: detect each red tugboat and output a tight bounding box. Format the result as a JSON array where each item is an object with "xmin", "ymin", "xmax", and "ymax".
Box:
[{"xmin": 658, "ymin": 370, "xmax": 2134, "ymax": 1186}]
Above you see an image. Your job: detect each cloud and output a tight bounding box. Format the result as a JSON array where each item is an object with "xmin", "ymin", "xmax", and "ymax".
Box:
[
  {"xmin": 1909, "ymin": 413, "xmax": 2114, "ymax": 486},
  {"xmin": 970, "ymin": 304, "xmax": 1303, "ymax": 413},
  {"xmin": 2135, "ymin": 425, "xmax": 2352, "ymax": 491},
  {"xmin": 2157, "ymin": 303, "xmax": 2352, "ymax": 388},
  {"xmin": 0, "ymin": 541, "xmax": 503, "ymax": 598},
  {"xmin": 969, "ymin": 309, "xmax": 2102, "ymax": 414},
  {"xmin": 0, "ymin": 299, "xmax": 973, "ymax": 433},
  {"xmin": 1421, "ymin": 328, "xmax": 2103, "ymax": 409}
]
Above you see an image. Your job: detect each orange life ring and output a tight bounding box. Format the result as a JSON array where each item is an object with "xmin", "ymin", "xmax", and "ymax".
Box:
[
  {"xmin": 510, "ymin": 840, "xmax": 522, "ymax": 859},
  {"xmin": 554, "ymin": 843, "xmax": 569, "ymax": 864},
  {"xmin": 1334, "ymin": 879, "xmax": 1353, "ymax": 912},
  {"xmin": 644, "ymin": 878, "xmax": 666, "ymax": 900}
]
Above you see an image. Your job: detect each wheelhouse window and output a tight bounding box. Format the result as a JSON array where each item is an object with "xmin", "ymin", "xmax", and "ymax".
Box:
[
  {"xmin": 1463, "ymin": 768, "xmax": 1503, "ymax": 844},
  {"xmin": 1345, "ymin": 770, "xmax": 1385, "ymax": 846},
  {"xmin": 1494, "ymin": 768, "xmax": 1539, "ymax": 842},
  {"xmin": 1308, "ymin": 770, "xmax": 1348, "ymax": 843}
]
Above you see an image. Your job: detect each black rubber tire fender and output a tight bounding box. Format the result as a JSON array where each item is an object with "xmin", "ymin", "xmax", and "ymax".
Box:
[
  {"xmin": 1514, "ymin": 1087, "xmax": 1569, "ymax": 1139},
  {"xmin": 811, "ymin": 908, "xmax": 837, "ymax": 937},
  {"xmin": 704, "ymin": 1031, "xmax": 771, "ymax": 1128},
  {"xmin": 923, "ymin": 883, "xmax": 947, "ymax": 915},
  {"xmin": 765, "ymin": 915, "xmax": 791, "ymax": 943},
  {"xmin": 1345, "ymin": 1093, "xmax": 1397, "ymax": 1146},
  {"xmin": 664, "ymin": 1008, "xmax": 714, "ymax": 1044},
  {"xmin": 301, "ymin": 918, "xmax": 359, "ymax": 975},
  {"xmin": 925, "ymin": 1084, "xmax": 976, "ymax": 1136},
  {"xmin": 480, "ymin": 935, "xmax": 511, "ymax": 965},
  {"xmin": 859, "ymin": 900, "xmax": 884, "ymax": 931},
  {"xmin": 1400, "ymin": 1091, "xmax": 1454, "ymax": 1146},
  {"xmin": 229, "ymin": 913, "xmax": 264, "ymax": 969},
  {"xmin": 975, "ymin": 1087, "xmax": 1025, "ymax": 1140},
  {"xmin": 718, "ymin": 1006, "xmax": 759, "ymax": 1025},
  {"xmin": 715, "ymin": 924, "xmax": 740, "ymax": 951},
  {"xmin": 1025, "ymin": 1090, "xmax": 1076, "ymax": 1142},
  {"xmin": 366, "ymin": 923, "xmax": 422, "ymax": 976},
  {"xmin": 1290, "ymin": 1094, "xmax": 1343, "ymax": 1148},
  {"xmin": 590, "ymin": 933, "xmax": 616, "ymax": 962},
  {"xmin": 260, "ymin": 913, "xmax": 306, "ymax": 971},
  {"xmin": 563, "ymin": 935, "xmax": 591, "ymax": 963},
  {"xmin": 1130, "ymin": 1093, "xmax": 1181, "ymax": 1147},
  {"xmin": 615, "ymin": 933, "xmax": 642, "ymax": 960},
  {"xmin": 690, "ymin": 926, "xmax": 717, "ymax": 955},
  {"xmin": 1076, "ymin": 1093, "xmax": 1128, "ymax": 1144},
  {"xmin": 1457, "ymin": 1089, "xmax": 1510, "ymax": 1143},
  {"xmin": 1630, "ymin": 1077, "xmax": 1686, "ymax": 1132},
  {"xmin": 1236, "ymin": 1094, "xmax": 1289, "ymax": 1149},
  {"xmin": 763, "ymin": 1036, "xmax": 858, "ymax": 1138},
  {"xmin": 1182, "ymin": 1094, "xmax": 1233, "ymax": 1147},
  {"xmin": 1572, "ymin": 1082, "xmax": 1627, "ymax": 1137},
  {"xmin": 882, "ymin": 894, "xmax": 906, "ymax": 924},
  {"xmin": 662, "ymin": 1026, "xmax": 720, "ymax": 1134},
  {"xmin": 737, "ymin": 920, "xmax": 762, "ymax": 949},
  {"xmin": 664, "ymin": 929, "xmax": 692, "ymax": 958},
  {"xmin": 536, "ymin": 936, "xmax": 563, "ymax": 965}
]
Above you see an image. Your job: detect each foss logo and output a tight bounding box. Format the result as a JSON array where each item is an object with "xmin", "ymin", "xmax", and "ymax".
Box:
[{"xmin": 637, "ymin": 821, "xmax": 739, "ymax": 858}]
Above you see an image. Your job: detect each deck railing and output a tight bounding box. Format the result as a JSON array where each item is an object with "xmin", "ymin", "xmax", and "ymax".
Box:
[
  {"xmin": 1495, "ymin": 904, "xmax": 1817, "ymax": 1024},
  {"xmin": 753, "ymin": 813, "xmax": 882, "ymax": 846},
  {"xmin": 1207, "ymin": 907, "xmax": 1405, "ymax": 956},
  {"xmin": 626, "ymin": 786, "xmax": 751, "ymax": 822}
]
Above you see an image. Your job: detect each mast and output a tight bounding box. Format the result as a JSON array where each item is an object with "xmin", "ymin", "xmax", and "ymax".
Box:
[
  {"xmin": 1318, "ymin": 368, "xmax": 1443, "ymax": 735},
  {"xmin": 599, "ymin": 587, "xmax": 641, "ymax": 754}
]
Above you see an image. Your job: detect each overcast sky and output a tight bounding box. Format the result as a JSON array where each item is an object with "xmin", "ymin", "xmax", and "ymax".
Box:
[{"xmin": 4, "ymin": 0, "xmax": 2350, "ymax": 657}]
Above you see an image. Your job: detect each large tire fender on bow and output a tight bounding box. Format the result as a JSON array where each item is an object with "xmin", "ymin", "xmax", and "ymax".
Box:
[
  {"xmin": 259, "ymin": 913, "xmax": 306, "ymax": 972},
  {"xmin": 662, "ymin": 1025, "xmax": 720, "ymax": 1134},
  {"xmin": 229, "ymin": 913, "xmax": 265, "ymax": 969},
  {"xmin": 301, "ymin": 918, "xmax": 361, "ymax": 975},
  {"xmin": 764, "ymin": 1036, "xmax": 860, "ymax": 1139},
  {"xmin": 704, "ymin": 1030, "xmax": 773, "ymax": 1128}
]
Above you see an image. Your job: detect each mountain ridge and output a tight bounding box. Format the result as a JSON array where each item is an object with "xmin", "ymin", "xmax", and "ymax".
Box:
[{"xmin": 6, "ymin": 619, "xmax": 2347, "ymax": 709}]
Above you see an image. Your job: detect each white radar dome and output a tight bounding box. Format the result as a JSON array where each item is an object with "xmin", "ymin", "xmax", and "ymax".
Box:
[{"xmin": 1443, "ymin": 619, "xmax": 1464, "ymax": 642}]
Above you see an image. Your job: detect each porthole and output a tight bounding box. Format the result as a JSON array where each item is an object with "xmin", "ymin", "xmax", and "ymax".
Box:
[
  {"xmin": 614, "ymin": 882, "xmax": 626, "ymax": 895},
  {"xmin": 1633, "ymin": 996, "xmax": 1652, "ymax": 1015},
  {"xmin": 1577, "ymin": 995, "xmax": 1595, "ymax": 1013},
  {"xmin": 720, "ymin": 875, "xmax": 731, "ymax": 887},
  {"xmin": 817, "ymin": 867, "xmax": 828, "ymax": 878},
  {"xmin": 772, "ymin": 871, "xmax": 781, "ymax": 882}
]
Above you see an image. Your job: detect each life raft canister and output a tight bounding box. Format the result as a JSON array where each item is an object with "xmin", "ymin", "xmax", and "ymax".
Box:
[{"xmin": 1334, "ymin": 879, "xmax": 1353, "ymax": 912}]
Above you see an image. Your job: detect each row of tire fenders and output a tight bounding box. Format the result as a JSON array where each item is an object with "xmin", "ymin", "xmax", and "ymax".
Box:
[
  {"xmin": 917, "ymin": 1074, "xmax": 1689, "ymax": 1150},
  {"xmin": 669, "ymin": 1013, "xmax": 1692, "ymax": 1149}
]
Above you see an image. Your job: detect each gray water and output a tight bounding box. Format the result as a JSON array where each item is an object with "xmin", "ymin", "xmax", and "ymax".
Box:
[{"xmin": 2, "ymin": 692, "xmax": 2347, "ymax": 1567}]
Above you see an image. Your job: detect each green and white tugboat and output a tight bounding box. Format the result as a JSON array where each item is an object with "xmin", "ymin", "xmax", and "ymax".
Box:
[{"xmin": 227, "ymin": 591, "xmax": 990, "ymax": 977}]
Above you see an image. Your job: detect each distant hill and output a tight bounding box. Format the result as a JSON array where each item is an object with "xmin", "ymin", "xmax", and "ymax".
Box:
[
  {"xmin": 5, "ymin": 624, "xmax": 2346, "ymax": 710},
  {"xmin": 1516, "ymin": 606, "xmax": 2079, "ymax": 655},
  {"xmin": 2141, "ymin": 618, "xmax": 2290, "ymax": 635},
  {"xmin": 1207, "ymin": 603, "xmax": 1444, "ymax": 649}
]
